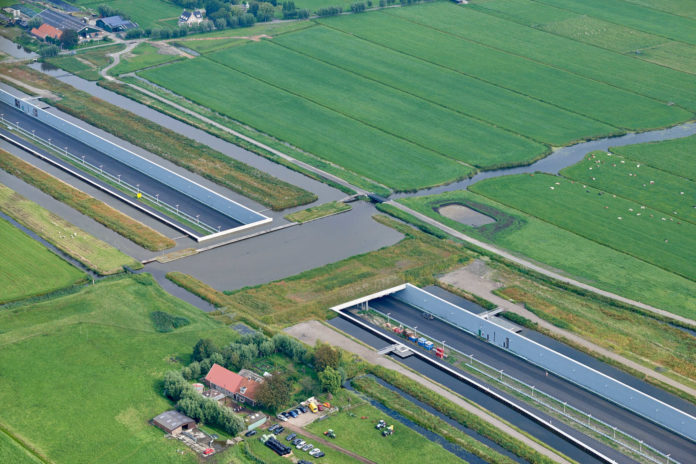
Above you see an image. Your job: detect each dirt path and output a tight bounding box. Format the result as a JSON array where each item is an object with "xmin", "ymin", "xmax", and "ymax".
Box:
[
  {"xmin": 285, "ymin": 321, "xmax": 574, "ymax": 464},
  {"xmin": 387, "ymin": 201, "xmax": 696, "ymax": 328},
  {"xmin": 284, "ymin": 422, "xmax": 377, "ymax": 464},
  {"xmin": 176, "ymin": 34, "xmax": 271, "ymax": 42},
  {"xmin": 0, "ymin": 75, "xmax": 57, "ymax": 100},
  {"xmin": 100, "ymin": 40, "xmax": 140, "ymax": 80},
  {"xmin": 440, "ymin": 263, "xmax": 696, "ymax": 399}
]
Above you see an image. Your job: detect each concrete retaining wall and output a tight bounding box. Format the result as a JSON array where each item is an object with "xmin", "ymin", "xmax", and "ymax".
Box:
[
  {"xmin": 0, "ymin": 89, "xmax": 269, "ymax": 227},
  {"xmin": 393, "ymin": 284, "xmax": 696, "ymax": 442}
]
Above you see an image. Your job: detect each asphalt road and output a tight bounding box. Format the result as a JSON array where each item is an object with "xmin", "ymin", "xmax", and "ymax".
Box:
[
  {"xmin": 367, "ymin": 296, "xmax": 696, "ymax": 463},
  {"xmin": 1, "ymin": 101, "xmax": 243, "ymax": 233}
]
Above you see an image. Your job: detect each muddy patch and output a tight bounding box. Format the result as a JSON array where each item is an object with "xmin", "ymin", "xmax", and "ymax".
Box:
[{"xmin": 437, "ymin": 203, "xmax": 495, "ymax": 227}]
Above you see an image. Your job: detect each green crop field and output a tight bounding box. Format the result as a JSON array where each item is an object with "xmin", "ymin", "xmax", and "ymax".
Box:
[
  {"xmin": 270, "ymin": 25, "xmax": 615, "ymax": 146},
  {"xmin": 0, "ymin": 217, "xmax": 84, "ymax": 304},
  {"xmin": 108, "ymin": 43, "xmax": 182, "ymax": 76},
  {"xmin": 141, "ymin": 58, "xmax": 472, "ymax": 191},
  {"xmin": 0, "ymin": 274, "xmax": 231, "ymax": 464},
  {"xmin": 471, "ymin": 173, "xmax": 696, "ymax": 281},
  {"xmin": 306, "ymin": 403, "xmax": 464, "ymax": 463},
  {"xmin": 0, "ymin": 425, "xmax": 43, "ymax": 464},
  {"xmin": 561, "ymin": 151, "xmax": 696, "ymax": 225},
  {"xmin": 75, "ymin": 0, "xmax": 182, "ymax": 29},
  {"xmin": 610, "ymin": 134, "xmax": 696, "ymax": 181},
  {"xmin": 621, "ymin": 0, "xmax": 696, "ymax": 19},
  {"xmin": 399, "ymin": 190, "xmax": 696, "ymax": 318},
  {"xmin": 390, "ymin": 3, "xmax": 696, "ymax": 111},
  {"xmin": 206, "ymin": 40, "xmax": 545, "ymax": 168}
]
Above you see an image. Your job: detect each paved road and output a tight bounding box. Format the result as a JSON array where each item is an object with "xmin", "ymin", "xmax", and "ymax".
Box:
[
  {"xmin": 1, "ymin": 100, "xmax": 244, "ymax": 233},
  {"xmin": 367, "ymin": 296, "xmax": 696, "ymax": 463},
  {"xmin": 387, "ymin": 201, "xmax": 696, "ymax": 327}
]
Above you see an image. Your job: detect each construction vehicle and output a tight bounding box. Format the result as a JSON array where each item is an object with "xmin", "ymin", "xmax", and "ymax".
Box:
[
  {"xmin": 323, "ymin": 429, "xmax": 336, "ymax": 439},
  {"xmin": 382, "ymin": 425, "xmax": 394, "ymax": 437}
]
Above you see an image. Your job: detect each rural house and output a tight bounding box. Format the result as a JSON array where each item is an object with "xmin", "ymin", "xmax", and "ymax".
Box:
[
  {"xmin": 179, "ymin": 9, "xmax": 204, "ymax": 26},
  {"xmin": 204, "ymin": 363, "xmax": 263, "ymax": 406},
  {"xmin": 30, "ymin": 23, "xmax": 62, "ymax": 41},
  {"xmin": 152, "ymin": 410, "xmax": 196, "ymax": 436}
]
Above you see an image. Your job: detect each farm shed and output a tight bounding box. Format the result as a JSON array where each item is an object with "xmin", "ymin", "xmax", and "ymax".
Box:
[
  {"xmin": 97, "ymin": 15, "xmax": 137, "ymax": 32},
  {"xmin": 152, "ymin": 410, "xmax": 196, "ymax": 436},
  {"xmin": 245, "ymin": 412, "xmax": 267, "ymax": 431}
]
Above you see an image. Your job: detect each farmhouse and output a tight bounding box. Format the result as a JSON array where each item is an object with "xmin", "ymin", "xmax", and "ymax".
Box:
[
  {"xmin": 152, "ymin": 410, "xmax": 196, "ymax": 436},
  {"xmin": 97, "ymin": 15, "xmax": 137, "ymax": 32},
  {"xmin": 204, "ymin": 363, "xmax": 263, "ymax": 406},
  {"xmin": 30, "ymin": 23, "xmax": 62, "ymax": 41},
  {"xmin": 179, "ymin": 9, "xmax": 204, "ymax": 26}
]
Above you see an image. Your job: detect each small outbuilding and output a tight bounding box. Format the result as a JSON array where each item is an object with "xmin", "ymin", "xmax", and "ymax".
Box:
[
  {"xmin": 97, "ymin": 15, "xmax": 137, "ymax": 32},
  {"xmin": 152, "ymin": 410, "xmax": 196, "ymax": 436},
  {"xmin": 245, "ymin": 412, "xmax": 267, "ymax": 431}
]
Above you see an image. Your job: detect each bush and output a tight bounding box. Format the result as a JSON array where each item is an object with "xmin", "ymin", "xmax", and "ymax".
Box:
[
  {"xmin": 150, "ymin": 311, "xmax": 190, "ymax": 332},
  {"xmin": 500, "ymin": 311, "xmax": 537, "ymax": 330},
  {"xmin": 38, "ymin": 44, "xmax": 59, "ymax": 58},
  {"xmin": 125, "ymin": 28, "xmax": 144, "ymax": 39},
  {"xmin": 319, "ymin": 366, "xmax": 342, "ymax": 393}
]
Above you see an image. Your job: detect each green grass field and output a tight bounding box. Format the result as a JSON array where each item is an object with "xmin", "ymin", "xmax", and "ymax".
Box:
[
  {"xmin": 0, "ymin": 274, "xmax": 231, "ymax": 464},
  {"xmin": 471, "ymin": 173, "xmax": 696, "ymax": 281},
  {"xmin": 306, "ymin": 403, "xmax": 464, "ymax": 463},
  {"xmin": 0, "ymin": 429, "xmax": 42, "ymax": 464},
  {"xmin": 74, "ymin": 0, "xmax": 182, "ymax": 29},
  {"xmin": 285, "ymin": 201, "xmax": 351, "ymax": 223},
  {"xmin": 108, "ymin": 43, "xmax": 182, "ymax": 76},
  {"xmin": 0, "ymin": 217, "xmax": 84, "ymax": 304},
  {"xmin": 399, "ymin": 189, "xmax": 696, "ymax": 318},
  {"xmin": 141, "ymin": 58, "xmax": 472, "ymax": 191},
  {"xmin": 561, "ymin": 151, "xmax": 696, "ymax": 225},
  {"xmin": 610, "ymin": 134, "xmax": 696, "ymax": 181}
]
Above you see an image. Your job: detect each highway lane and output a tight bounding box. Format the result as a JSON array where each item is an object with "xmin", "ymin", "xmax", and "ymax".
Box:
[
  {"xmin": 330, "ymin": 316, "xmax": 614, "ymax": 464},
  {"xmin": 1, "ymin": 101, "xmax": 243, "ymax": 233},
  {"xmin": 367, "ymin": 296, "xmax": 696, "ymax": 463}
]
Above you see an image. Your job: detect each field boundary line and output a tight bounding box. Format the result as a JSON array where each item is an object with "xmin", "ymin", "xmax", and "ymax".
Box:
[
  {"xmin": 385, "ymin": 200, "xmax": 696, "ymax": 327},
  {"xmin": 265, "ymin": 38, "xmax": 553, "ymax": 147},
  {"xmin": 200, "ymin": 54, "xmax": 478, "ymax": 171},
  {"xmin": 383, "ymin": 8, "xmax": 695, "ymax": 114},
  {"xmin": 0, "ymin": 422, "xmax": 51, "ymax": 464}
]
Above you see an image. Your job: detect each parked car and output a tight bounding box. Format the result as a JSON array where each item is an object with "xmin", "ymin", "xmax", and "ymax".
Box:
[
  {"xmin": 203, "ymin": 448, "xmax": 215, "ymax": 456},
  {"xmin": 295, "ymin": 439, "xmax": 306, "ymax": 449},
  {"xmin": 302, "ymin": 443, "xmax": 314, "ymax": 451},
  {"xmin": 300, "ymin": 406, "xmax": 309, "ymax": 413},
  {"xmin": 317, "ymin": 404, "xmax": 324, "ymax": 411},
  {"xmin": 245, "ymin": 430, "xmax": 257, "ymax": 437},
  {"xmin": 275, "ymin": 426, "xmax": 285, "ymax": 434},
  {"xmin": 292, "ymin": 438, "xmax": 303, "ymax": 446},
  {"xmin": 277, "ymin": 414, "xmax": 288, "ymax": 422},
  {"xmin": 268, "ymin": 424, "xmax": 279, "ymax": 433},
  {"xmin": 309, "ymin": 448, "xmax": 321, "ymax": 456},
  {"xmin": 315, "ymin": 451, "xmax": 325, "ymax": 458},
  {"xmin": 289, "ymin": 410, "xmax": 299, "ymax": 418},
  {"xmin": 286, "ymin": 433, "xmax": 296, "ymax": 442},
  {"xmin": 298, "ymin": 460, "xmax": 313, "ymax": 464}
]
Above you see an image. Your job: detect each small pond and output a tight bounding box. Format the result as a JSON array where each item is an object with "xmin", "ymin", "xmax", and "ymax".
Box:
[{"xmin": 436, "ymin": 203, "xmax": 496, "ymax": 227}]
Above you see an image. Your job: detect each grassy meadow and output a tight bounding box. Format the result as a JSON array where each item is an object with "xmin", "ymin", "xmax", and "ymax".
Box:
[
  {"xmin": 285, "ymin": 201, "xmax": 351, "ymax": 223},
  {"xmin": 0, "ymin": 217, "xmax": 84, "ymax": 304},
  {"xmin": 610, "ymin": 134, "xmax": 696, "ymax": 181},
  {"xmin": 471, "ymin": 173, "xmax": 696, "ymax": 281},
  {"xmin": 399, "ymin": 190, "xmax": 696, "ymax": 319},
  {"xmin": 108, "ymin": 43, "xmax": 182, "ymax": 76},
  {"xmin": 73, "ymin": 0, "xmax": 182, "ymax": 29},
  {"xmin": 0, "ymin": 274, "xmax": 231, "ymax": 464},
  {"xmin": 0, "ymin": 429, "xmax": 42, "ymax": 464},
  {"xmin": 561, "ymin": 151, "xmax": 696, "ymax": 225}
]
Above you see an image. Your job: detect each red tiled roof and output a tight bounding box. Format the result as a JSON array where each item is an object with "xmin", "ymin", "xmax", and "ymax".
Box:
[
  {"xmin": 205, "ymin": 364, "xmax": 260, "ymax": 401},
  {"xmin": 31, "ymin": 23, "xmax": 63, "ymax": 40}
]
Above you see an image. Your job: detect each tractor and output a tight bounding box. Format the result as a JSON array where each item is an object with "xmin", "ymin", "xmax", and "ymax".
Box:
[
  {"xmin": 382, "ymin": 425, "xmax": 394, "ymax": 437},
  {"xmin": 375, "ymin": 419, "xmax": 386, "ymax": 430},
  {"xmin": 323, "ymin": 429, "xmax": 336, "ymax": 439}
]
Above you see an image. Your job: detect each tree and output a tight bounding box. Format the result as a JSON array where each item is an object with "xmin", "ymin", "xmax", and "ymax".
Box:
[
  {"xmin": 28, "ymin": 16, "xmax": 43, "ymax": 29},
  {"xmin": 256, "ymin": 373, "xmax": 291, "ymax": 412},
  {"xmin": 314, "ymin": 343, "xmax": 340, "ymax": 371},
  {"xmin": 193, "ymin": 338, "xmax": 218, "ymax": 361},
  {"xmin": 318, "ymin": 366, "xmax": 342, "ymax": 394},
  {"xmin": 60, "ymin": 29, "xmax": 79, "ymax": 48},
  {"xmin": 255, "ymin": 2, "xmax": 275, "ymax": 21},
  {"xmin": 163, "ymin": 370, "xmax": 189, "ymax": 401},
  {"xmin": 38, "ymin": 44, "xmax": 59, "ymax": 58}
]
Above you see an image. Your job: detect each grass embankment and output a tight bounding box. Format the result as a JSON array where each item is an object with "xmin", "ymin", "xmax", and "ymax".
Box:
[
  {"xmin": 0, "ymin": 64, "xmax": 316, "ymax": 211},
  {"xmin": 365, "ymin": 367, "xmax": 559, "ymax": 464},
  {"xmin": 0, "ymin": 184, "xmax": 140, "ymax": 275},
  {"xmin": 0, "ymin": 274, "xmax": 232, "ymax": 464},
  {"xmin": 45, "ymin": 43, "xmax": 125, "ymax": 81},
  {"xmin": 0, "ymin": 150, "xmax": 175, "ymax": 251},
  {"xmin": 398, "ymin": 189, "xmax": 696, "ymax": 319},
  {"xmin": 351, "ymin": 376, "xmax": 518, "ymax": 464},
  {"xmin": 305, "ymin": 401, "xmax": 467, "ymax": 463},
  {"xmin": 472, "ymin": 173, "xmax": 696, "ymax": 281},
  {"xmin": 167, "ymin": 216, "xmax": 470, "ymax": 329},
  {"xmin": 0, "ymin": 217, "xmax": 84, "ymax": 304},
  {"xmin": 284, "ymin": 201, "xmax": 351, "ymax": 223},
  {"xmin": 108, "ymin": 42, "xmax": 182, "ymax": 76},
  {"xmin": 101, "ymin": 77, "xmax": 383, "ymax": 196}
]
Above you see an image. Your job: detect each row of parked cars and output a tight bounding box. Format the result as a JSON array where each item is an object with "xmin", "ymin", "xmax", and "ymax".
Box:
[{"xmin": 264, "ymin": 424, "xmax": 325, "ymax": 458}]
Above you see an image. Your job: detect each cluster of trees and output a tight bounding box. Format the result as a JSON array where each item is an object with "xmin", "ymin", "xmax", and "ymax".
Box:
[
  {"xmin": 316, "ymin": 6, "xmax": 342, "ymax": 16},
  {"xmin": 350, "ymin": 2, "xmax": 366, "ymax": 13},
  {"xmin": 96, "ymin": 4, "xmax": 130, "ymax": 20},
  {"xmin": 281, "ymin": 1, "xmax": 310, "ymax": 19},
  {"xmin": 163, "ymin": 371, "xmax": 245, "ymax": 435}
]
